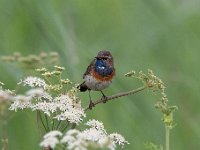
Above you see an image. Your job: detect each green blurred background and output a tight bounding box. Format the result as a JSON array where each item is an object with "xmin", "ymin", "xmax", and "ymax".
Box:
[{"xmin": 0, "ymin": 0, "xmax": 200, "ymax": 149}]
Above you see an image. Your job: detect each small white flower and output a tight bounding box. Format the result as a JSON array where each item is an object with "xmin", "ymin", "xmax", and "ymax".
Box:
[
  {"xmin": 61, "ymin": 129, "xmax": 88, "ymax": 150},
  {"xmin": 61, "ymin": 129, "xmax": 80, "ymax": 143},
  {"xmin": 31, "ymin": 102, "xmax": 57, "ymax": 116},
  {"xmin": 81, "ymin": 128, "xmax": 106, "ymax": 142},
  {"xmin": 44, "ymin": 130, "xmax": 62, "ymax": 139},
  {"xmin": 54, "ymin": 94, "xmax": 73, "ymax": 111},
  {"xmin": 98, "ymin": 136, "xmax": 111, "ymax": 147},
  {"xmin": 19, "ymin": 76, "xmax": 46, "ymax": 88},
  {"xmin": 9, "ymin": 95, "xmax": 32, "ymax": 111},
  {"xmin": 86, "ymin": 119, "xmax": 105, "ymax": 131},
  {"xmin": 54, "ymin": 94, "xmax": 86, "ymax": 124},
  {"xmin": 26, "ymin": 88, "xmax": 52, "ymax": 101},
  {"xmin": 26, "ymin": 88, "xmax": 43, "ymax": 96},
  {"xmin": 40, "ymin": 130, "xmax": 62, "ymax": 149},
  {"xmin": 55, "ymin": 108, "xmax": 85, "ymax": 124},
  {"xmin": 109, "ymin": 133, "xmax": 129, "ymax": 147},
  {"xmin": 0, "ymin": 89, "xmax": 13, "ymax": 102},
  {"xmin": 40, "ymin": 136, "xmax": 59, "ymax": 149}
]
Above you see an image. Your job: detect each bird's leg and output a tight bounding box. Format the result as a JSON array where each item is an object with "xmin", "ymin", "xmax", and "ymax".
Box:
[
  {"xmin": 100, "ymin": 90, "xmax": 108, "ymax": 103},
  {"xmin": 88, "ymin": 90, "xmax": 94, "ymax": 109}
]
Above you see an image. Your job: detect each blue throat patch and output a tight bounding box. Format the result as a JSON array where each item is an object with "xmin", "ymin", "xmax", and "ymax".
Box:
[{"xmin": 95, "ymin": 59, "xmax": 113, "ymax": 76}]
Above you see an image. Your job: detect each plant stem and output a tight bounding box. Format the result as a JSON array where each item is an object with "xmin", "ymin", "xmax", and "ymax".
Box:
[
  {"xmin": 71, "ymin": 86, "xmax": 147, "ymax": 129},
  {"xmin": 56, "ymin": 120, "xmax": 62, "ymax": 129},
  {"xmin": 84, "ymin": 86, "xmax": 147, "ymax": 111},
  {"xmin": 45, "ymin": 114, "xmax": 50, "ymax": 131},
  {"xmin": 61, "ymin": 123, "xmax": 69, "ymax": 132},
  {"xmin": 165, "ymin": 126, "xmax": 170, "ymax": 150},
  {"xmin": 37, "ymin": 111, "xmax": 48, "ymax": 132},
  {"xmin": 51, "ymin": 119, "xmax": 55, "ymax": 130}
]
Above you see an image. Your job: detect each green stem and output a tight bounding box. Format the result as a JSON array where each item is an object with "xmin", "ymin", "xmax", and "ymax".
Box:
[
  {"xmin": 37, "ymin": 111, "xmax": 48, "ymax": 132},
  {"xmin": 61, "ymin": 124, "xmax": 69, "ymax": 132},
  {"xmin": 56, "ymin": 120, "xmax": 62, "ymax": 129},
  {"xmin": 60, "ymin": 121, "xmax": 69, "ymax": 132},
  {"xmin": 165, "ymin": 126, "xmax": 170, "ymax": 150},
  {"xmin": 45, "ymin": 114, "xmax": 50, "ymax": 131},
  {"xmin": 51, "ymin": 119, "xmax": 55, "ymax": 130}
]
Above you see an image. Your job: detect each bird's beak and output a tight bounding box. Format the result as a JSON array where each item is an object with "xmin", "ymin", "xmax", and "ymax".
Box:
[{"xmin": 95, "ymin": 57, "xmax": 101, "ymax": 60}]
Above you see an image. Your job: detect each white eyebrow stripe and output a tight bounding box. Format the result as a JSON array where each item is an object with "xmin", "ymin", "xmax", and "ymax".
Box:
[{"xmin": 98, "ymin": 66, "xmax": 105, "ymax": 69}]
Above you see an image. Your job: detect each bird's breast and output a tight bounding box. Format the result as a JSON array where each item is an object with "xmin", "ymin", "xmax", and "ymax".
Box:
[{"xmin": 84, "ymin": 74, "xmax": 112, "ymax": 91}]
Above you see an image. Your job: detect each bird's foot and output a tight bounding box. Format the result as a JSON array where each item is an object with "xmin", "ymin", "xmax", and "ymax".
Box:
[
  {"xmin": 101, "ymin": 95, "xmax": 108, "ymax": 103},
  {"xmin": 89, "ymin": 100, "xmax": 95, "ymax": 110},
  {"xmin": 100, "ymin": 91, "xmax": 108, "ymax": 103}
]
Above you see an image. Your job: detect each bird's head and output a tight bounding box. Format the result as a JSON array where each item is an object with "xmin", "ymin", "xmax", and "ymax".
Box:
[{"xmin": 95, "ymin": 50, "xmax": 114, "ymax": 65}]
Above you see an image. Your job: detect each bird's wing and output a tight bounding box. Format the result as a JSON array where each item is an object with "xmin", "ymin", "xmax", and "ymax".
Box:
[{"xmin": 83, "ymin": 59, "xmax": 96, "ymax": 78}]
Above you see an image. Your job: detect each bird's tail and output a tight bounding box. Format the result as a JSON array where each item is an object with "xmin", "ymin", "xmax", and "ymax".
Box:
[{"xmin": 78, "ymin": 81, "xmax": 88, "ymax": 92}]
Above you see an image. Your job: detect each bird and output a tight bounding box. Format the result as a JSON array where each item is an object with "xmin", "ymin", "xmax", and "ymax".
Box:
[{"xmin": 79, "ymin": 50, "xmax": 115, "ymax": 109}]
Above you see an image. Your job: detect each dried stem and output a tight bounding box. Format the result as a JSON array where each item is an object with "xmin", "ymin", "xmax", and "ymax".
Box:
[
  {"xmin": 84, "ymin": 86, "xmax": 147, "ymax": 111},
  {"xmin": 70, "ymin": 86, "xmax": 147, "ymax": 129}
]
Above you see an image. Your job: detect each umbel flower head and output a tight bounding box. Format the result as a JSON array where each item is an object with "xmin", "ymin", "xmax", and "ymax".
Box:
[
  {"xmin": 40, "ymin": 119, "xmax": 129, "ymax": 150},
  {"xmin": 18, "ymin": 76, "xmax": 46, "ymax": 88},
  {"xmin": 0, "ymin": 89, "xmax": 14, "ymax": 103},
  {"xmin": 9, "ymin": 75, "xmax": 86, "ymax": 124},
  {"xmin": 40, "ymin": 130, "xmax": 62, "ymax": 149}
]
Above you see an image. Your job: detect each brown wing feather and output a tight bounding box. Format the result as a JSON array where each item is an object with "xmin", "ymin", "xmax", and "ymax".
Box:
[
  {"xmin": 79, "ymin": 81, "xmax": 89, "ymax": 92},
  {"xmin": 83, "ymin": 59, "xmax": 96, "ymax": 78}
]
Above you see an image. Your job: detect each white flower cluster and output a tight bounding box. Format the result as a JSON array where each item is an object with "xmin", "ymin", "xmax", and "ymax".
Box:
[
  {"xmin": 9, "ymin": 95, "xmax": 32, "ymax": 111},
  {"xmin": 0, "ymin": 88, "xmax": 14, "ymax": 103},
  {"xmin": 54, "ymin": 95, "xmax": 86, "ymax": 124},
  {"xmin": 40, "ymin": 120, "xmax": 129, "ymax": 150},
  {"xmin": 18, "ymin": 76, "xmax": 46, "ymax": 88},
  {"xmin": 9, "ymin": 77, "xmax": 85, "ymax": 124},
  {"xmin": 40, "ymin": 130, "xmax": 62, "ymax": 149}
]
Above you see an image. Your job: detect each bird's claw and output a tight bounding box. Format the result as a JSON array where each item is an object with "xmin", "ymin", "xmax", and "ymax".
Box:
[
  {"xmin": 101, "ymin": 95, "xmax": 108, "ymax": 103},
  {"xmin": 89, "ymin": 100, "xmax": 95, "ymax": 110}
]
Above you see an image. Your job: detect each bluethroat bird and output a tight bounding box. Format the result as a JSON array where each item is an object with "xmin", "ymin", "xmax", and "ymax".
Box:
[{"xmin": 79, "ymin": 50, "xmax": 115, "ymax": 109}]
